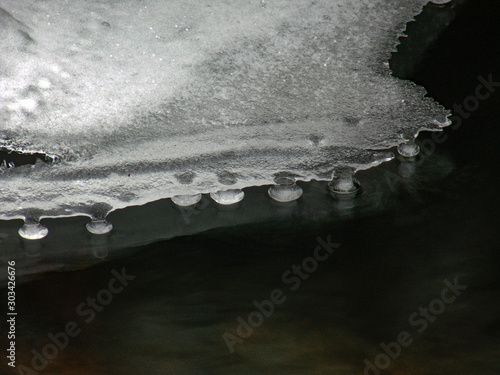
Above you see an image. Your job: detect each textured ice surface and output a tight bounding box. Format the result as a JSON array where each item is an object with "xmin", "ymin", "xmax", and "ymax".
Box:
[{"xmin": 0, "ymin": 0, "xmax": 449, "ymax": 219}]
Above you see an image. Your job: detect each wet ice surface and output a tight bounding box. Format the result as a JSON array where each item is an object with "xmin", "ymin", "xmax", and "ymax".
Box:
[{"xmin": 0, "ymin": 0, "xmax": 449, "ymax": 219}]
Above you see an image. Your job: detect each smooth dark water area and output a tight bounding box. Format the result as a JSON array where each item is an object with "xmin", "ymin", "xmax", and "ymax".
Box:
[{"xmin": 2, "ymin": 0, "xmax": 500, "ymax": 374}]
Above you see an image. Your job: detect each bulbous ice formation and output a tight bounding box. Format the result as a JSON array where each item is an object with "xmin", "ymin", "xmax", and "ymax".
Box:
[
  {"xmin": 210, "ymin": 189, "xmax": 245, "ymax": 205},
  {"xmin": 171, "ymin": 194, "xmax": 203, "ymax": 207},
  {"xmin": 268, "ymin": 177, "xmax": 303, "ymax": 202},
  {"xmin": 18, "ymin": 222, "xmax": 48, "ymax": 240},
  {"xmin": 86, "ymin": 219, "xmax": 113, "ymax": 235},
  {"xmin": 328, "ymin": 169, "xmax": 361, "ymax": 197},
  {"xmin": 430, "ymin": 0, "xmax": 452, "ymax": 4},
  {"xmin": 398, "ymin": 139, "xmax": 421, "ymax": 158},
  {"xmin": 0, "ymin": 0, "xmax": 450, "ymax": 220}
]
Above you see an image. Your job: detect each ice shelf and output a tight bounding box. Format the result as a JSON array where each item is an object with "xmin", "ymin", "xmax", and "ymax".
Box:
[{"xmin": 0, "ymin": 0, "xmax": 450, "ymax": 219}]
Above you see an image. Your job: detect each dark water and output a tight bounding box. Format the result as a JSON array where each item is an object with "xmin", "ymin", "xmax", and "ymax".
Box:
[{"xmin": 2, "ymin": 1, "xmax": 500, "ymax": 374}]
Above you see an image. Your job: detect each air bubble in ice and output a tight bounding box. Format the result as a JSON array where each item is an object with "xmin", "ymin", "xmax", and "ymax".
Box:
[{"xmin": 308, "ymin": 134, "xmax": 324, "ymax": 146}]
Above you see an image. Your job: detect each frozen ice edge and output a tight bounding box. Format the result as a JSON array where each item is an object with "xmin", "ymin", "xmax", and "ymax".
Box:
[
  {"xmin": 0, "ymin": 119, "xmax": 451, "ymax": 222},
  {"xmin": 0, "ymin": 0, "xmax": 452, "ymax": 221}
]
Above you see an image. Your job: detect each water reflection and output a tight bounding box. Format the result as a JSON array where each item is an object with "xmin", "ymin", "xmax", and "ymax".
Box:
[{"xmin": 10, "ymin": 189, "xmax": 500, "ymax": 374}]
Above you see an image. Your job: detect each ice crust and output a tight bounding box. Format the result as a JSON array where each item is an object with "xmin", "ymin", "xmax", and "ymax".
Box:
[{"xmin": 0, "ymin": 0, "xmax": 449, "ymax": 219}]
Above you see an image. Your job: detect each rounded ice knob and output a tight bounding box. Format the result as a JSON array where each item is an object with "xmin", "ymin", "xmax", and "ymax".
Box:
[
  {"xmin": 328, "ymin": 169, "xmax": 361, "ymax": 197},
  {"xmin": 210, "ymin": 189, "xmax": 244, "ymax": 205},
  {"xmin": 18, "ymin": 222, "xmax": 49, "ymax": 240},
  {"xmin": 430, "ymin": 0, "xmax": 452, "ymax": 4},
  {"xmin": 86, "ymin": 219, "xmax": 113, "ymax": 235},
  {"xmin": 397, "ymin": 139, "xmax": 420, "ymax": 158},
  {"xmin": 171, "ymin": 194, "xmax": 202, "ymax": 207},
  {"xmin": 268, "ymin": 177, "xmax": 303, "ymax": 202}
]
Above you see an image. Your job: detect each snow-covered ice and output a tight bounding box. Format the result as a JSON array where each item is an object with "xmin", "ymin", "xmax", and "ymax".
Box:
[{"xmin": 0, "ymin": 0, "xmax": 449, "ymax": 219}]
